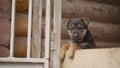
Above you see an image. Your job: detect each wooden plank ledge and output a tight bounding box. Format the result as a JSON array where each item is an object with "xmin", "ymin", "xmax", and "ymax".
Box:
[{"xmin": 62, "ymin": 48, "xmax": 120, "ymax": 68}]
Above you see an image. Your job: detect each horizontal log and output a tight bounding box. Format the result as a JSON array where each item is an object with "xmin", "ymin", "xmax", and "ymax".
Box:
[
  {"xmin": 16, "ymin": 0, "xmax": 28, "ymax": 14},
  {"xmin": 15, "ymin": 13, "xmax": 120, "ymax": 42},
  {"xmin": 62, "ymin": 48, "xmax": 120, "ymax": 68},
  {"xmin": 14, "ymin": 37, "xmax": 120, "ymax": 57},
  {"xmin": 0, "ymin": 46, "xmax": 9, "ymax": 57},
  {"xmin": 14, "ymin": 37, "xmax": 27, "ymax": 57},
  {"xmin": 16, "ymin": 0, "xmax": 120, "ymax": 23},
  {"xmin": 62, "ymin": 1, "xmax": 120, "ymax": 24},
  {"xmin": 15, "ymin": 13, "xmax": 28, "ymax": 37},
  {"xmin": 87, "ymin": 0, "xmax": 120, "ymax": 6},
  {"xmin": 14, "ymin": 37, "xmax": 45, "ymax": 57}
]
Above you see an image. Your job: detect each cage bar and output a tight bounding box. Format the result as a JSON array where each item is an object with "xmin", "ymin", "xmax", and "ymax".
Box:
[
  {"xmin": 0, "ymin": 58, "xmax": 47, "ymax": 63},
  {"xmin": 10, "ymin": 0, "xmax": 16, "ymax": 57},
  {"xmin": 38, "ymin": 0, "xmax": 43, "ymax": 58},
  {"xmin": 32, "ymin": 0, "xmax": 42, "ymax": 58},
  {"xmin": 27, "ymin": 0, "xmax": 33, "ymax": 58},
  {"xmin": 45, "ymin": 0, "xmax": 51, "ymax": 59},
  {"xmin": 52, "ymin": 0, "xmax": 62, "ymax": 68}
]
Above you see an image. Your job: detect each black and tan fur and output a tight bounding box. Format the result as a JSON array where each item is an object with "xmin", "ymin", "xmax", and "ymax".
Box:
[{"xmin": 60, "ymin": 18, "xmax": 96, "ymax": 63}]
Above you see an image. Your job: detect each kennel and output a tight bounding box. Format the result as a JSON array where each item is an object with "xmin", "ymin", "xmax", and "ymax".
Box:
[
  {"xmin": 0, "ymin": 0, "xmax": 120, "ymax": 68},
  {"xmin": 0, "ymin": 0, "xmax": 61, "ymax": 68}
]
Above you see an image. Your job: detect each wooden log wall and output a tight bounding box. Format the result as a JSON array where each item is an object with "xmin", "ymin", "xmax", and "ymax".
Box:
[
  {"xmin": 15, "ymin": 13, "xmax": 120, "ymax": 42},
  {"xmin": 13, "ymin": 0, "xmax": 120, "ymax": 57},
  {"xmin": 16, "ymin": 0, "xmax": 120, "ymax": 24},
  {"xmin": 13, "ymin": 37, "xmax": 120, "ymax": 57}
]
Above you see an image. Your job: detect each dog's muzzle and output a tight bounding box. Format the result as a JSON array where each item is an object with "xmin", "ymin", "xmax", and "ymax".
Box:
[{"xmin": 71, "ymin": 33, "xmax": 82, "ymax": 43}]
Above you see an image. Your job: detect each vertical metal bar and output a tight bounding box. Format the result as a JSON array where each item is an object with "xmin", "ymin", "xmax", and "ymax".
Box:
[
  {"xmin": 27, "ymin": 0, "xmax": 33, "ymax": 58},
  {"xmin": 53, "ymin": 0, "xmax": 62, "ymax": 68},
  {"xmin": 32, "ymin": 0, "xmax": 42, "ymax": 58},
  {"xmin": 44, "ymin": 60, "xmax": 49, "ymax": 68},
  {"xmin": 38, "ymin": 0, "xmax": 43, "ymax": 58},
  {"xmin": 45, "ymin": 0, "xmax": 51, "ymax": 59},
  {"xmin": 10, "ymin": 0, "xmax": 16, "ymax": 57}
]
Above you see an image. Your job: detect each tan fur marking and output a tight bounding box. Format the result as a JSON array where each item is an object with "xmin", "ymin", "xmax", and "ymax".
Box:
[
  {"xmin": 67, "ymin": 30, "xmax": 71, "ymax": 38},
  {"xmin": 60, "ymin": 42, "xmax": 82, "ymax": 63},
  {"xmin": 71, "ymin": 24, "xmax": 74, "ymax": 28},
  {"xmin": 82, "ymin": 29, "xmax": 87, "ymax": 36},
  {"xmin": 60, "ymin": 43, "xmax": 70, "ymax": 63},
  {"xmin": 67, "ymin": 43, "xmax": 81, "ymax": 59},
  {"xmin": 82, "ymin": 18, "xmax": 89, "ymax": 25},
  {"xmin": 65, "ymin": 19, "xmax": 70, "ymax": 26}
]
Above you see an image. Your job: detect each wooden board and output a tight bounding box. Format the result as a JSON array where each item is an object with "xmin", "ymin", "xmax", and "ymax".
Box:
[
  {"xmin": 62, "ymin": 48, "xmax": 120, "ymax": 68},
  {"xmin": 0, "ymin": 63, "xmax": 43, "ymax": 68}
]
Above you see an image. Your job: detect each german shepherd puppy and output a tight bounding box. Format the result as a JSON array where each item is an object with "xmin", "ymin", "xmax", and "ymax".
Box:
[{"xmin": 60, "ymin": 18, "xmax": 96, "ymax": 63}]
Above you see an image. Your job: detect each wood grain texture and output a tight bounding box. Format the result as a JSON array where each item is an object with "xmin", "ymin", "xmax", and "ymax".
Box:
[
  {"xmin": 15, "ymin": 14, "xmax": 120, "ymax": 42},
  {"xmin": 13, "ymin": 37, "xmax": 120, "ymax": 57},
  {"xmin": 62, "ymin": 48, "xmax": 120, "ymax": 68},
  {"xmin": 31, "ymin": 0, "xmax": 42, "ymax": 58},
  {"xmin": 16, "ymin": 0, "xmax": 120, "ymax": 23},
  {"xmin": 50, "ymin": 0, "xmax": 62, "ymax": 68}
]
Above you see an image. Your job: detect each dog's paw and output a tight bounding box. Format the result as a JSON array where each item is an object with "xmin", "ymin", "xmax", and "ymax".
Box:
[
  {"xmin": 67, "ymin": 49, "xmax": 74, "ymax": 59},
  {"xmin": 60, "ymin": 44, "xmax": 70, "ymax": 63},
  {"xmin": 60, "ymin": 52, "xmax": 65, "ymax": 63}
]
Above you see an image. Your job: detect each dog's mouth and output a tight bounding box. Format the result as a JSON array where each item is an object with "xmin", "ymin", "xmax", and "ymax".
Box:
[{"xmin": 72, "ymin": 38, "xmax": 83, "ymax": 43}]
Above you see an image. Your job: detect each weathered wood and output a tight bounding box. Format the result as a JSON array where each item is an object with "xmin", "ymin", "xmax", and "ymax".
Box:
[
  {"xmin": 44, "ymin": 0, "xmax": 51, "ymax": 59},
  {"xmin": 0, "ymin": 46, "xmax": 9, "ymax": 57},
  {"xmin": 0, "ymin": 63, "xmax": 44, "ymax": 68},
  {"xmin": 51, "ymin": 0, "xmax": 62, "ymax": 68},
  {"xmin": 62, "ymin": 48, "xmax": 120, "ymax": 68},
  {"xmin": 88, "ymin": 0, "xmax": 120, "ymax": 6},
  {"xmin": 15, "ymin": 14, "xmax": 120, "ymax": 42},
  {"xmin": 13, "ymin": 37, "xmax": 120, "ymax": 57},
  {"xmin": 14, "ymin": 37, "xmax": 27, "ymax": 57},
  {"xmin": 62, "ymin": 0, "xmax": 120, "ymax": 24},
  {"xmin": 15, "ymin": 13, "xmax": 28, "ymax": 36},
  {"xmin": 16, "ymin": 0, "xmax": 28, "ymax": 13},
  {"xmin": 14, "ymin": 37, "xmax": 45, "ymax": 57},
  {"xmin": 26, "ymin": 0, "xmax": 32, "ymax": 58},
  {"xmin": 16, "ymin": 0, "xmax": 120, "ymax": 23},
  {"xmin": 31, "ymin": 0, "xmax": 42, "ymax": 58}
]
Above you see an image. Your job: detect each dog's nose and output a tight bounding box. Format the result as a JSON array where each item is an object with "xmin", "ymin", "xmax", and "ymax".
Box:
[{"xmin": 73, "ymin": 33, "xmax": 78, "ymax": 37}]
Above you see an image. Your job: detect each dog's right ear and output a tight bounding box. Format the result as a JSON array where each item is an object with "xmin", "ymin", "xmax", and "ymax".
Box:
[{"xmin": 64, "ymin": 19, "xmax": 71, "ymax": 26}]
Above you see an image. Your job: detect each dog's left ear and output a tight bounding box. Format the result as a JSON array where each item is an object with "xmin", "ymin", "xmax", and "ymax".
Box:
[
  {"xmin": 82, "ymin": 18, "xmax": 90, "ymax": 26},
  {"xmin": 64, "ymin": 19, "xmax": 71, "ymax": 26}
]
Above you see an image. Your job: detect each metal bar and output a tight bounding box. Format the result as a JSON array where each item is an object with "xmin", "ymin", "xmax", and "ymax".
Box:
[
  {"xmin": 45, "ymin": 0, "xmax": 51, "ymax": 59},
  {"xmin": 44, "ymin": 60, "xmax": 49, "ymax": 68},
  {"xmin": 32, "ymin": 0, "xmax": 42, "ymax": 58},
  {"xmin": 27, "ymin": 0, "xmax": 33, "ymax": 58},
  {"xmin": 38, "ymin": 0, "xmax": 43, "ymax": 58},
  {"xmin": 32, "ymin": 0, "xmax": 40, "ymax": 58},
  {"xmin": 0, "ymin": 58, "xmax": 47, "ymax": 63},
  {"xmin": 10, "ymin": 0, "xmax": 16, "ymax": 57},
  {"xmin": 52, "ymin": 0, "xmax": 62, "ymax": 68}
]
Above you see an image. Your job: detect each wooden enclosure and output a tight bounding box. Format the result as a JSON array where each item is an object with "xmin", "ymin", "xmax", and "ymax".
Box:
[
  {"xmin": 0, "ymin": 0, "xmax": 61, "ymax": 68},
  {"xmin": 0, "ymin": 0, "xmax": 120, "ymax": 68}
]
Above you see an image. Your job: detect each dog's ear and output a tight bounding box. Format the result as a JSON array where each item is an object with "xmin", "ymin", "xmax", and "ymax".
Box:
[
  {"xmin": 82, "ymin": 18, "xmax": 90, "ymax": 26},
  {"xmin": 64, "ymin": 19, "xmax": 71, "ymax": 26}
]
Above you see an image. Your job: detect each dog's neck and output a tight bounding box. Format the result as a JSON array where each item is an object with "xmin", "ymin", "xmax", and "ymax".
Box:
[{"xmin": 69, "ymin": 41, "xmax": 88, "ymax": 48}]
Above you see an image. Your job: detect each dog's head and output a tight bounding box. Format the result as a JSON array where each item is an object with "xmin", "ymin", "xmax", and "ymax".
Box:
[{"xmin": 64, "ymin": 18, "xmax": 89, "ymax": 43}]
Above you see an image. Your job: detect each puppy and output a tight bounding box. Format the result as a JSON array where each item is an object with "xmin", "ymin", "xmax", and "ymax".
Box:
[{"xmin": 60, "ymin": 18, "xmax": 96, "ymax": 63}]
